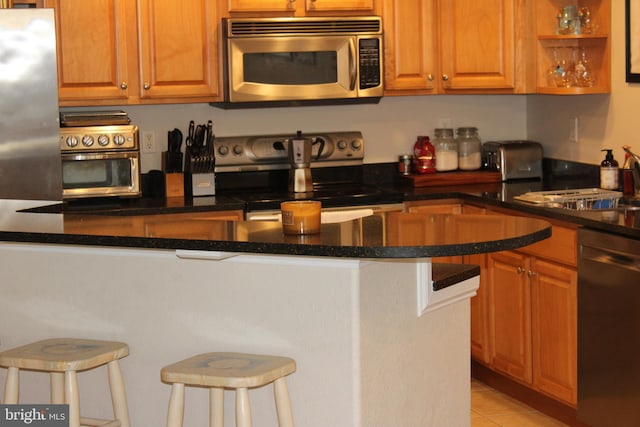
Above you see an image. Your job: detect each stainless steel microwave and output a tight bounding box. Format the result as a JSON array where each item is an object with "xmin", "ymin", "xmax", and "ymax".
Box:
[{"xmin": 220, "ymin": 16, "xmax": 384, "ymax": 106}]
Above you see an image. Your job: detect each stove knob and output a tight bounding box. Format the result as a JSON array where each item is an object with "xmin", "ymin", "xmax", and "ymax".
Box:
[
  {"xmin": 337, "ymin": 140, "xmax": 348, "ymax": 150},
  {"xmin": 233, "ymin": 144, "xmax": 243, "ymax": 155},
  {"xmin": 66, "ymin": 136, "xmax": 79, "ymax": 148},
  {"xmin": 351, "ymin": 139, "xmax": 362, "ymax": 150},
  {"xmin": 82, "ymin": 135, "xmax": 94, "ymax": 147},
  {"xmin": 113, "ymin": 134, "xmax": 126, "ymax": 146},
  {"xmin": 97, "ymin": 135, "xmax": 110, "ymax": 147},
  {"xmin": 217, "ymin": 145, "xmax": 229, "ymax": 156}
]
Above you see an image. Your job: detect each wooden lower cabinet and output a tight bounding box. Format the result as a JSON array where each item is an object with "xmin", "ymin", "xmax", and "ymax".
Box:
[
  {"xmin": 404, "ymin": 200, "xmax": 463, "ymax": 263},
  {"xmin": 396, "ymin": 200, "xmax": 578, "ymax": 406},
  {"xmin": 485, "ymin": 240, "xmax": 577, "ymax": 406}
]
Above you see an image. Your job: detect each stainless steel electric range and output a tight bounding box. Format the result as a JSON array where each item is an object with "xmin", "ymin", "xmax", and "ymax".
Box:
[{"xmin": 213, "ymin": 130, "xmax": 404, "ymax": 215}]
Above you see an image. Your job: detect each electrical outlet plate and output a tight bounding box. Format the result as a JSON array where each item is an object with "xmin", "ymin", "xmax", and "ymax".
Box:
[{"xmin": 142, "ymin": 131, "xmax": 156, "ymax": 153}]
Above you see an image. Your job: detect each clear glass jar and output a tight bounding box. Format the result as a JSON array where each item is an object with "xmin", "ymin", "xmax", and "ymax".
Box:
[
  {"xmin": 432, "ymin": 128, "xmax": 458, "ymax": 172},
  {"xmin": 456, "ymin": 127, "xmax": 482, "ymax": 171}
]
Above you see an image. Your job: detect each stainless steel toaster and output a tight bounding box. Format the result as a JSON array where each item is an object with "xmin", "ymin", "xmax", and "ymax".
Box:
[{"xmin": 481, "ymin": 140, "xmax": 543, "ymax": 181}]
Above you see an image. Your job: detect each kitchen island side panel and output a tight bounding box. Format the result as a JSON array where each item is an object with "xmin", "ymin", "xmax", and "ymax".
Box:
[
  {"xmin": 0, "ymin": 243, "xmax": 361, "ymax": 427},
  {"xmin": 0, "ymin": 242, "xmax": 473, "ymax": 426},
  {"xmin": 359, "ymin": 260, "xmax": 471, "ymax": 427}
]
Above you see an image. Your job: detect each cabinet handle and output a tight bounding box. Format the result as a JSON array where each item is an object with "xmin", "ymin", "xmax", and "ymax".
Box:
[
  {"xmin": 442, "ymin": 74, "xmax": 449, "ymax": 82},
  {"xmin": 516, "ymin": 266, "xmax": 525, "ymax": 274},
  {"xmin": 120, "ymin": 82, "xmax": 128, "ymax": 90},
  {"xmin": 143, "ymin": 83, "xmax": 151, "ymax": 90}
]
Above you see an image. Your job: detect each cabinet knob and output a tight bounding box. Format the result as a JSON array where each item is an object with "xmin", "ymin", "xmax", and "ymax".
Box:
[
  {"xmin": 442, "ymin": 74, "xmax": 449, "ymax": 82},
  {"xmin": 120, "ymin": 82, "xmax": 128, "ymax": 90},
  {"xmin": 427, "ymin": 74, "xmax": 434, "ymax": 82},
  {"xmin": 516, "ymin": 267, "xmax": 525, "ymax": 274},
  {"xmin": 143, "ymin": 83, "xmax": 151, "ymax": 90},
  {"xmin": 528, "ymin": 270, "xmax": 537, "ymax": 278}
]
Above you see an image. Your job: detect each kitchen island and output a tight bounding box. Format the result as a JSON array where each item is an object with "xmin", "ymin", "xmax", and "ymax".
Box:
[{"xmin": 0, "ymin": 200, "xmax": 550, "ymax": 427}]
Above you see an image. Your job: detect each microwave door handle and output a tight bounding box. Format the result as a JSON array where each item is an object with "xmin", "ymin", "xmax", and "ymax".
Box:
[{"xmin": 349, "ymin": 38, "xmax": 357, "ymax": 90}]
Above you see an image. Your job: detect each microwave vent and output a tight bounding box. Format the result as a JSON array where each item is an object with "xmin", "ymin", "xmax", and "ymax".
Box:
[{"xmin": 226, "ymin": 17, "xmax": 382, "ymax": 37}]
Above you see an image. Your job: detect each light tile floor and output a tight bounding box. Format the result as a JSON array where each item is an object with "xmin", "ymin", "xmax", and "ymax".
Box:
[{"xmin": 471, "ymin": 379, "xmax": 569, "ymax": 427}]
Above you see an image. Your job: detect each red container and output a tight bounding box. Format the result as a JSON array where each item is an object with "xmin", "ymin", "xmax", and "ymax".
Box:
[{"xmin": 413, "ymin": 136, "xmax": 436, "ymax": 174}]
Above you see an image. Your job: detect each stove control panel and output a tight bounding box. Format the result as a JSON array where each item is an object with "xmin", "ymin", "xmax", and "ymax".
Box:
[
  {"xmin": 59, "ymin": 125, "xmax": 139, "ymax": 152},
  {"xmin": 214, "ymin": 131, "xmax": 365, "ymax": 172}
]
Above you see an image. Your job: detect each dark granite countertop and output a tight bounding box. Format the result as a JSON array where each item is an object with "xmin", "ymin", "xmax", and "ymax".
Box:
[{"xmin": 0, "ymin": 205, "xmax": 551, "ymax": 259}]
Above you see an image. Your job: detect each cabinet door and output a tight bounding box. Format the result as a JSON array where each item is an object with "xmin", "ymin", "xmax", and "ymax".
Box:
[
  {"xmin": 305, "ymin": 0, "xmax": 375, "ymax": 12},
  {"xmin": 487, "ymin": 250, "xmax": 532, "ymax": 383},
  {"xmin": 226, "ymin": 0, "xmax": 296, "ymax": 13},
  {"xmin": 381, "ymin": 0, "xmax": 437, "ymax": 94},
  {"xmin": 463, "ymin": 204, "xmax": 490, "ymax": 363},
  {"xmin": 47, "ymin": 0, "xmax": 136, "ymax": 105},
  {"xmin": 405, "ymin": 202, "xmax": 463, "ymax": 263},
  {"xmin": 438, "ymin": 0, "xmax": 516, "ymax": 91},
  {"xmin": 137, "ymin": 0, "xmax": 220, "ymax": 100},
  {"xmin": 531, "ymin": 258, "xmax": 578, "ymax": 405}
]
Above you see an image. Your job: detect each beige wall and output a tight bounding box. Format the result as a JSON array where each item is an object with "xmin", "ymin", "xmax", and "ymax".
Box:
[{"xmin": 528, "ymin": 0, "xmax": 639, "ymax": 165}]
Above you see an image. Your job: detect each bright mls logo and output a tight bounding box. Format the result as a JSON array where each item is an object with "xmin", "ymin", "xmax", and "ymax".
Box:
[{"xmin": 0, "ymin": 405, "xmax": 68, "ymax": 426}]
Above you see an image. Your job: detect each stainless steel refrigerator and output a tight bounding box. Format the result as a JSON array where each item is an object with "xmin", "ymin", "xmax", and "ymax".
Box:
[{"xmin": 0, "ymin": 8, "xmax": 62, "ymax": 201}]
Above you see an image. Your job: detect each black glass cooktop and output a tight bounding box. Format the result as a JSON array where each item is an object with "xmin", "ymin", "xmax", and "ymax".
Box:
[{"xmin": 225, "ymin": 184, "xmax": 404, "ymax": 211}]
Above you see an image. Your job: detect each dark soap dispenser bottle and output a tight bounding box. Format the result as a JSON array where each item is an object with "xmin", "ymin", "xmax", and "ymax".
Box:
[{"xmin": 600, "ymin": 149, "xmax": 619, "ymax": 190}]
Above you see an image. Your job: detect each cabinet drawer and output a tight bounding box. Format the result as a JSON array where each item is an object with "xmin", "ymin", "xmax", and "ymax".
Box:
[{"xmin": 519, "ymin": 225, "xmax": 577, "ymax": 266}]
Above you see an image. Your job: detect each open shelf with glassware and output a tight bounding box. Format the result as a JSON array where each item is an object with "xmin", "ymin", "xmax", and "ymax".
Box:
[{"xmin": 535, "ymin": 0, "xmax": 610, "ymax": 94}]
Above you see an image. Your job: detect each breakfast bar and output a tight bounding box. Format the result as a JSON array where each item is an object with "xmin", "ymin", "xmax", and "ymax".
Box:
[{"xmin": 0, "ymin": 202, "xmax": 550, "ymax": 427}]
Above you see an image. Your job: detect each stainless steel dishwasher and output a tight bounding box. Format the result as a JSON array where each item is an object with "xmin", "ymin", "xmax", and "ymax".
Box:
[{"xmin": 578, "ymin": 228, "xmax": 640, "ymax": 427}]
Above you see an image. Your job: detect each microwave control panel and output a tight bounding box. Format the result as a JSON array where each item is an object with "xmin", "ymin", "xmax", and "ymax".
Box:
[{"xmin": 359, "ymin": 38, "xmax": 381, "ymax": 90}]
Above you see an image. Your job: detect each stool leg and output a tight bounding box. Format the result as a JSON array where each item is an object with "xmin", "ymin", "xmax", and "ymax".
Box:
[
  {"xmin": 65, "ymin": 371, "xmax": 80, "ymax": 427},
  {"xmin": 235, "ymin": 387, "xmax": 252, "ymax": 427},
  {"xmin": 209, "ymin": 387, "xmax": 224, "ymax": 427},
  {"xmin": 50, "ymin": 372, "xmax": 64, "ymax": 404},
  {"xmin": 3, "ymin": 367, "xmax": 19, "ymax": 404},
  {"xmin": 108, "ymin": 360, "xmax": 131, "ymax": 427},
  {"xmin": 166, "ymin": 383, "xmax": 185, "ymax": 427},
  {"xmin": 273, "ymin": 378, "xmax": 294, "ymax": 427}
]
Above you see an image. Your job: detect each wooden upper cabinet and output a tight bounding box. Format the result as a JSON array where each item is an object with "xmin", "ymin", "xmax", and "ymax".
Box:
[
  {"xmin": 225, "ymin": 0, "xmax": 376, "ymax": 16},
  {"xmin": 381, "ymin": 0, "xmax": 438, "ymax": 94},
  {"xmin": 381, "ymin": 0, "xmax": 534, "ymax": 95},
  {"xmin": 49, "ymin": 0, "xmax": 220, "ymax": 106},
  {"xmin": 439, "ymin": 0, "xmax": 516, "ymax": 91},
  {"xmin": 305, "ymin": 0, "xmax": 375, "ymax": 12},
  {"xmin": 226, "ymin": 0, "xmax": 297, "ymax": 14},
  {"xmin": 46, "ymin": 0, "xmax": 135, "ymax": 105},
  {"xmin": 137, "ymin": 0, "xmax": 220, "ymax": 101}
]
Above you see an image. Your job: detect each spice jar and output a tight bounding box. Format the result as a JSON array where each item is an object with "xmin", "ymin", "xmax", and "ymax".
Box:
[
  {"xmin": 398, "ymin": 154, "xmax": 413, "ymax": 175},
  {"xmin": 432, "ymin": 128, "xmax": 457, "ymax": 172},
  {"xmin": 456, "ymin": 127, "xmax": 482, "ymax": 171}
]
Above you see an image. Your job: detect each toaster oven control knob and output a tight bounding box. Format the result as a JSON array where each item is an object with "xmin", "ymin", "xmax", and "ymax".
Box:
[
  {"xmin": 113, "ymin": 134, "xmax": 126, "ymax": 146},
  {"xmin": 233, "ymin": 145, "xmax": 243, "ymax": 155},
  {"xmin": 82, "ymin": 135, "xmax": 94, "ymax": 147},
  {"xmin": 65, "ymin": 136, "xmax": 79, "ymax": 148},
  {"xmin": 337, "ymin": 140, "xmax": 347, "ymax": 150},
  {"xmin": 217, "ymin": 145, "xmax": 229, "ymax": 156},
  {"xmin": 97, "ymin": 135, "xmax": 110, "ymax": 147},
  {"xmin": 351, "ymin": 140, "xmax": 362, "ymax": 150}
]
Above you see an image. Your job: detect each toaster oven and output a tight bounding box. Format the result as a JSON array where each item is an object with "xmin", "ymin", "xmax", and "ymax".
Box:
[{"xmin": 482, "ymin": 140, "xmax": 543, "ymax": 181}]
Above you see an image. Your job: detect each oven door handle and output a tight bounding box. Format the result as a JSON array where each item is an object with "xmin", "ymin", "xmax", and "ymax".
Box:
[{"xmin": 349, "ymin": 38, "xmax": 357, "ymax": 91}]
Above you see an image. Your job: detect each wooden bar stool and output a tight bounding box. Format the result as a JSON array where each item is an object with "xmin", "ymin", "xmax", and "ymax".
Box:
[
  {"xmin": 0, "ymin": 338, "xmax": 131, "ymax": 427},
  {"xmin": 161, "ymin": 352, "xmax": 296, "ymax": 427}
]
